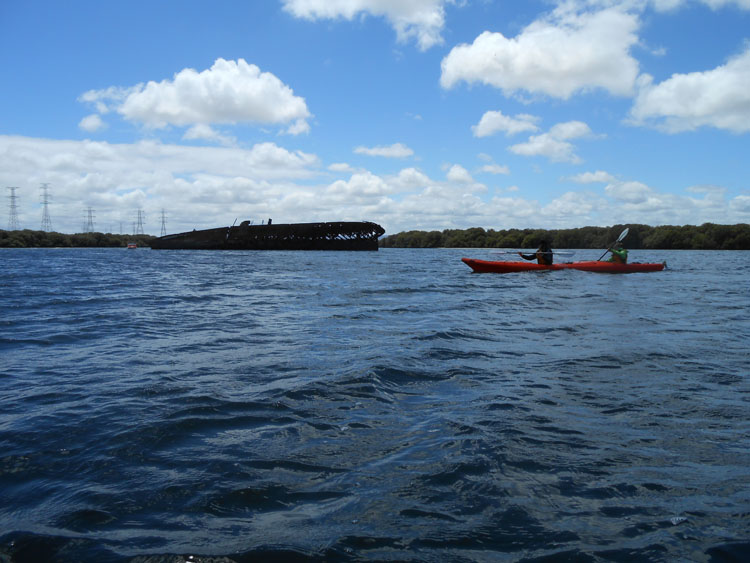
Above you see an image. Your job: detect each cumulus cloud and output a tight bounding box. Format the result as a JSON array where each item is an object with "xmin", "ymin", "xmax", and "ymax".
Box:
[
  {"xmin": 78, "ymin": 85, "xmax": 140, "ymax": 114},
  {"xmin": 183, "ymin": 124, "xmax": 237, "ymax": 147},
  {"xmin": 730, "ymin": 195, "xmax": 750, "ymax": 212},
  {"xmin": 3, "ymin": 133, "xmax": 748, "ymax": 236},
  {"xmin": 629, "ymin": 47, "xmax": 750, "ymax": 133},
  {"xmin": 445, "ymin": 164, "xmax": 473, "ymax": 183},
  {"xmin": 510, "ymin": 121, "xmax": 595, "ymax": 164},
  {"xmin": 327, "ymin": 171, "xmax": 393, "ymax": 201},
  {"xmin": 472, "ymin": 111, "xmax": 540, "ymax": 138},
  {"xmin": 79, "ymin": 114, "xmax": 106, "ymax": 133},
  {"xmin": 542, "ymin": 190, "xmax": 603, "ymax": 219},
  {"xmin": 685, "ymin": 184, "xmax": 726, "ymax": 195},
  {"xmin": 441, "ymin": 5, "xmax": 640, "ymax": 98},
  {"xmin": 80, "ymin": 58, "xmax": 311, "ymax": 136},
  {"xmin": 281, "ymin": 0, "xmax": 451, "ymax": 51},
  {"xmin": 329, "ymin": 162, "xmax": 357, "ymax": 173},
  {"xmin": 0, "ymin": 135, "xmax": 320, "ymax": 232},
  {"xmin": 354, "ymin": 142, "xmax": 414, "ymax": 158},
  {"xmin": 394, "ymin": 167, "xmax": 430, "ymax": 187},
  {"xmin": 605, "ymin": 180, "xmax": 655, "ymax": 203},
  {"xmin": 570, "ymin": 170, "xmax": 617, "ymax": 183},
  {"xmin": 479, "ymin": 164, "xmax": 510, "ymax": 175}
]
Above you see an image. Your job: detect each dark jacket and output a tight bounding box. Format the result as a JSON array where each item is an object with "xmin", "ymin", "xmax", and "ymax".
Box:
[{"xmin": 519, "ymin": 248, "xmax": 553, "ymax": 265}]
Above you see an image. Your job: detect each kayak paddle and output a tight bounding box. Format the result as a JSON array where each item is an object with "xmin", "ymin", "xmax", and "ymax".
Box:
[
  {"xmin": 490, "ymin": 250, "xmax": 575, "ymax": 257},
  {"xmin": 597, "ymin": 228, "xmax": 629, "ymax": 261}
]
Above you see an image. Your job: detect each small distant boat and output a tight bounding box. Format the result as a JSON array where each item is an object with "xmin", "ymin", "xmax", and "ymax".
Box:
[{"xmin": 127, "ymin": 242, "xmax": 137, "ymax": 249}]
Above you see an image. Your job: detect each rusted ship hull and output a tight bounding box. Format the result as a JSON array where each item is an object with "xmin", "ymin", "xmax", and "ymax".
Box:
[{"xmin": 150, "ymin": 221, "xmax": 385, "ymax": 251}]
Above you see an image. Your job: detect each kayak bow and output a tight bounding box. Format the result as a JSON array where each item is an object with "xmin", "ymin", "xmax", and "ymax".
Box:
[{"xmin": 462, "ymin": 258, "xmax": 665, "ymax": 274}]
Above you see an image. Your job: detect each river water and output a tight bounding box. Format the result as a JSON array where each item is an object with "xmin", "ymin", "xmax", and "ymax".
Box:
[{"xmin": 1, "ymin": 248, "xmax": 748, "ymax": 562}]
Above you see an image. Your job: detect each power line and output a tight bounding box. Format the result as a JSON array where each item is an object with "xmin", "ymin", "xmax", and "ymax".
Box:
[
  {"xmin": 40, "ymin": 183, "xmax": 52, "ymax": 232},
  {"xmin": 160, "ymin": 209, "xmax": 167, "ymax": 236},
  {"xmin": 6, "ymin": 187, "xmax": 20, "ymax": 230},
  {"xmin": 84, "ymin": 207, "xmax": 95, "ymax": 233},
  {"xmin": 135, "ymin": 209, "xmax": 145, "ymax": 235}
]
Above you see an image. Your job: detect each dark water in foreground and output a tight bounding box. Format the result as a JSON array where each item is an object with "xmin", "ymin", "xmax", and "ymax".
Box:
[{"xmin": 1, "ymin": 248, "xmax": 748, "ymax": 562}]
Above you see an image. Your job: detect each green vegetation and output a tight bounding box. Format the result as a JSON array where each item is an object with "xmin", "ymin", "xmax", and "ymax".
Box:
[
  {"xmin": 5, "ymin": 223, "xmax": 749, "ymax": 250},
  {"xmin": 0, "ymin": 229, "xmax": 157, "ymax": 248},
  {"xmin": 380, "ymin": 223, "xmax": 750, "ymax": 250}
]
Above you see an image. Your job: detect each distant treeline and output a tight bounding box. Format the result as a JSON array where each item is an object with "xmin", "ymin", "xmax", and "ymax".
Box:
[
  {"xmin": 0, "ymin": 229, "xmax": 157, "ymax": 248},
  {"xmin": 380, "ymin": 223, "xmax": 750, "ymax": 250}
]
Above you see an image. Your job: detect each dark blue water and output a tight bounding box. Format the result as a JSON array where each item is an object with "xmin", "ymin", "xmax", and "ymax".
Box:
[{"xmin": 1, "ymin": 248, "xmax": 748, "ymax": 562}]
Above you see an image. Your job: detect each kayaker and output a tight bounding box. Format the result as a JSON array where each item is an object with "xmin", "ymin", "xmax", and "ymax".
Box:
[
  {"xmin": 606, "ymin": 241, "xmax": 628, "ymax": 264},
  {"xmin": 519, "ymin": 240, "xmax": 553, "ymax": 265}
]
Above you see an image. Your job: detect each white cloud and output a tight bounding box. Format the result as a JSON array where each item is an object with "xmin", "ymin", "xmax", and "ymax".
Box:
[
  {"xmin": 570, "ymin": 170, "xmax": 616, "ymax": 184},
  {"xmin": 548, "ymin": 121, "xmax": 594, "ymax": 140},
  {"xmin": 327, "ymin": 171, "xmax": 393, "ymax": 201},
  {"xmin": 542, "ymin": 190, "xmax": 603, "ymax": 220},
  {"xmin": 79, "ymin": 114, "xmax": 106, "ymax": 133},
  {"xmin": 446, "ymin": 164, "xmax": 473, "ymax": 183},
  {"xmin": 650, "ymin": 0, "xmax": 750, "ymax": 12},
  {"xmin": 697, "ymin": 0, "xmax": 750, "ymax": 9},
  {"xmin": 605, "ymin": 180, "xmax": 654, "ymax": 203},
  {"xmin": 0, "ymin": 135, "xmax": 320, "ymax": 233},
  {"xmin": 394, "ymin": 167, "xmax": 430, "ymax": 187},
  {"xmin": 78, "ymin": 86, "xmax": 140, "ymax": 114},
  {"xmin": 354, "ymin": 142, "xmax": 414, "ymax": 158},
  {"xmin": 281, "ymin": 0, "xmax": 451, "ymax": 51},
  {"xmin": 511, "ymin": 135, "xmax": 581, "ymax": 163},
  {"xmin": 3, "ymin": 134, "xmax": 748, "ymax": 236},
  {"xmin": 80, "ymin": 58, "xmax": 311, "ymax": 135},
  {"xmin": 183, "ymin": 124, "xmax": 237, "ymax": 147},
  {"xmin": 441, "ymin": 6, "xmax": 640, "ymax": 98},
  {"xmin": 472, "ymin": 111, "xmax": 540, "ymax": 138},
  {"xmin": 329, "ymin": 162, "xmax": 357, "ymax": 173},
  {"xmin": 730, "ymin": 195, "xmax": 750, "ymax": 212},
  {"xmin": 629, "ymin": 47, "xmax": 750, "ymax": 133},
  {"xmin": 510, "ymin": 121, "xmax": 594, "ymax": 164},
  {"xmin": 685, "ymin": 184, "xmax": 726, "ymax": 195},
  {"xmin": 479, "ymin": 164, "xmax": 510, "ymax": 175},
  {"xmin": 649, "ymin": 0, "xmax": 684, "ymax": 10}
]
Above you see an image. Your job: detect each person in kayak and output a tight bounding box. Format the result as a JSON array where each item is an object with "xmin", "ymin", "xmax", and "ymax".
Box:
[
  {"xmin": 519, "ymin": 240, "xmax": 553, "ymax": 265},
  {"xmin": 606, "ymin": 241, "xmax": 628, "ymax": 264}
]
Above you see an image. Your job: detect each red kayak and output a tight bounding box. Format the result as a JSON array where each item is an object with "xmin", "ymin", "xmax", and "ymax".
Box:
[{"xmin": 462, "ymin": 258, "xmax": 665, "ymax": 274}]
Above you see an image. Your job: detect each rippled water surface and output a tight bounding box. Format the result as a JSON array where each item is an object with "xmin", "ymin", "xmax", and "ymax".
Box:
[{"xmin": 1, "ymin": 248, "xmax": 748, "ymax": 562}]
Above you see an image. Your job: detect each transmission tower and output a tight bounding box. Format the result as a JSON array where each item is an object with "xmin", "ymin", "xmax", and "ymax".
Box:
[
  {"xmin": 84, "ymin": 207, "xmax": 95, "ymax": 233},
  {"xmin": 40, "ymin": 183, "xmax": 52, "ymax": 232},
  {"xmin": 135, "ymin": 209, "xmax": 145, "ymax": 235},
  {"xmin": 160, "ymin": 209, "xmax": 167, "ymax": 236},
  {"xmin": 6, "ymin": 187, "xmax": 20, "ymax": 230}
]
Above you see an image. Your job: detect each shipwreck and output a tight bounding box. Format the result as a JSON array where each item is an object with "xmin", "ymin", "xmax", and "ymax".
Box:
[{"xmin": 150, "ymin": 220, "xmax": 386, "ymax": 251}]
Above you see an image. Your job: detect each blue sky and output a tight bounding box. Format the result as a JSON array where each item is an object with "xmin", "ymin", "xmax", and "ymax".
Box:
[{"xmin": 1, "ymin": 0, "xmax": 749, "ymax": 236}]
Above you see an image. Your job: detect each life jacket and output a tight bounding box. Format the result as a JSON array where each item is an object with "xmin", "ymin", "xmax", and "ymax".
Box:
[
  {"xmin": 536, "ymin": 251, "xmax": 553, "ymax": 265},
  {"xmin": 609, "ymin": 248, "xmax": 628, "ymax": 264}
]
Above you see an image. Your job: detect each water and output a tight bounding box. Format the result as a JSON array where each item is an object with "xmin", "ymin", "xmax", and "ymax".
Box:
[{"xmin": 1, "ymin": 248, "xmax": 748, "ymax": 562}]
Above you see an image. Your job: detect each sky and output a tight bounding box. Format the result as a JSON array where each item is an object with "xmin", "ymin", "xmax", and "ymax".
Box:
[{"xmin": 1, "ymin": 0, "xmax": 749, "ymax": 236}]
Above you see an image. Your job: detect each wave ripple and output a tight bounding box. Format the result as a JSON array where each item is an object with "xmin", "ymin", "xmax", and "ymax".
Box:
[{"xmin": 1, "ymin": 248, "xmax": 748, "ymax": 562}]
